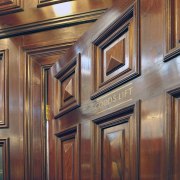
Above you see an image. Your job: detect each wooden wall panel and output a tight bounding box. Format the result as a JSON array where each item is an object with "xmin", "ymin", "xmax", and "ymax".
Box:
[
  {"xmin": 55, "ymin": 125, "xmax": 80, "ymax": 180},
  {"xmin": 0, "ymin": 50, "xmax": 8, "ymax": 128},
  {"xmin": 166, "ymin": 87, "xmax": 180, "ymax": 179},
  {"xmin": 164, "ymin": 0, "xmax": 180, "ymax": 61},
  {"xmin": 93, "ymin": 103, "xmax": 139, "ymax": 180},
  {"xmin": 54, "ymin": 54, "xmax": 81, "ymax": 118},
  {"xmin": 0, "ymin": 0, "xmax": 23, "ymax": 15},
  {"xmin": 0, "ymin": 138, "xmax": 9, "ymax": 180},
  {"xmin": 92, "ymin": 3, "xmax": 140, "ymax": 99}
]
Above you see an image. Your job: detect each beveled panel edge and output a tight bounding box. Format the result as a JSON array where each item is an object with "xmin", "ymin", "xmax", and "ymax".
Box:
[
  {"xmin": 0, "ymin": 138, "xmax": 10, "ymax": 180},
  {"xmin": 0, "ymin": 49, "xmax": 9, "ymax": 128},
  {"xmin": 0, "ymin": 8, "xmax": 106, "ymax": 39},
  {"xmin": 37, "ymin": 0, "xmax": 73, "ymax": 8},
  {"xmin": 0, "ymin": 0, "xmax": 23, "ymax": 16},
  {"xmin": 54, "ymin": 53, "xmax": 81, "ymax": 119},
  {"xmin": 91, "ymin": 2, "xmax": 140, "ymax": 100}
]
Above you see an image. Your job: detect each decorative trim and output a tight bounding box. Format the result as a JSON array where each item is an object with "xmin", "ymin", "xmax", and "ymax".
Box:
[
  {"xmin": 54, "ymin": 54, "xmax": 81, "ymax": 119},
  {"xmin": 0, "ymin": 138, "xmax": 10, "ymax": 180},
  {"xmin": 55, "ymin": 124, "xmax": 80, "ymax": 180},
  {"xmin": 0, "ymin": 9, "xmax": 106, "ymax": 39},
  {"xmin": 0, "ymin": 0, "xmax": 23, "ymax": 16},
  {"xmin": 164, "ymin": 0, "xmax": 180, "ymax": 62},
  {"xmin": 37, "ymin": 0, "xmax": 73, "ymax": 8},
  {"xmin": 91, "ymin": 3, "xmax": 140, "ymax": 99},
  {"xmin": 24, "ymin": 42, "xmax": 74, "ymax": 179},
  {"xmin": 93, "ymin": 101, "xmax": 140, "ymax": 180},
  {"xmin": 0, "ymin": 50, "xmax": 9, "ymax": 128}
]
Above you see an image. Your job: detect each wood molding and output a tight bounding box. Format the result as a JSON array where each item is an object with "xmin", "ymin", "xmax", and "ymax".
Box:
[
  {"xmin": 24, "ymin": 42, "xmax": 74, "ymax": 179},
  {"xmin": 55, "ymin": 124, "xmax": 80, "ymax": 180},
  {"xmin": 37, "ymin": 0, "xmax": 73, "ymax": 8},
  {"xmin": 54, "ymin": 53, "xmax": 81, "ymax": 119},
  {"xmin": 93, "ymin": 101, "xmax": 140, "ymax": 180},
  {"xmin": 164, "ymin": 0, "xmax": 180, "ymax": 61},
  {"xmin": 0, "ymin": 0, "xmax": 23, "ymax": 16},
  {"xmin": 0, "ymin": 9, "xmax": 106, "ymax": 39},
  {"xmin": 0, "ymin": 50, "xmax": 9, "ymax": 128},
  {"xmin": 0, "ymin": 138, "xmax": 9, "ymax": 180},
  {"xmin": 165, "ymin": 87, "xmax": 180, "ymax": 179},
  {"xmin": 91, "ymin": 3, "xmax": 140, "ymax": 99}
]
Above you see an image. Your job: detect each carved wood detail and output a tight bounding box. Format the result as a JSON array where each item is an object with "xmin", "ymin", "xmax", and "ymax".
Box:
[
  {"xmin": 0, "ymin": 138, "xmax": 9, "ymax": 180},
  {"xmin": 164, "ymin": 0, "xmax": 180, "ymax": 61},
  {"xmin": 38, "ymin": 0, "xmax": 72, "ymax": 8},
  {"xmin": 55, "ymin": 125, "xmax": 80, "ymax": 180},
  {"xmin": 0, "ymin": 0, "xmax": 23, "ymax": 16},
  {"xmin": 54, "ymin": 54, "xmax": 81, "ymax": 118},
  {"xmin": 91, "ymin": 4, "xmax": 140, "ymax": 99},
  {"xmin": 93, "ymin": 102, "xmax": 140, "ymax": 180},
  {"xmin": 0, "ymin": 50, "xmax": 9, "ymax": 128},
  {"xmin": 166, "ymin": 87, "xmax": 180, "ymax": 179}
]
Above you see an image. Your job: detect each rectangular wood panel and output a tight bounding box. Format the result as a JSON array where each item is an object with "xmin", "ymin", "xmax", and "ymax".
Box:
[
  {"xmin": 55, "ymin": 125, "xmax": 80, "ymax": 180},
  {"xmin": 0, "ymin": 138, "xmax": 9, "ymax": 180},
  {"xmin": 93, "ymin": 102, "xmax": 140, "ymax": 180},
  {"xmin": 0, "ymin": 50, "xmax": 8, "ymax": 128},
  {"xmin": 164, "ymin": 0, "xmax": 180, "ymax": 61},
  {"xmin": 166, "ymin": 88, "xmax": 180, "ymax": 179}
]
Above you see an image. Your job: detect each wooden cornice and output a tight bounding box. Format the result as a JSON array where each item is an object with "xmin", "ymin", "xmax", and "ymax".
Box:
[{"xmin": 0, "ymin": 8, "xmax": 107, "ymax": 39}]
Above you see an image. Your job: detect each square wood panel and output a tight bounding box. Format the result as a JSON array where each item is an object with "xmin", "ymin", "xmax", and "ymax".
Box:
[
  {"xmin": 91, "ymin": 4, "xmax": 140, "ymax": 99},
  {"xmin": 55, "ymin": 125, "xmax": 80, "ymax": 180},
  {"xmin": 54, "ymin": 54, "xmax": 81, "ymax": 118},
  {"xmin": 0, "ymin": 50, "xmax": 8, "ymax": 128},
  {"xmin": 93, "ymin": 102, "xmax": 140, "ymax": 180},
  {"xmin": 0, "ymin": 0, "xmax": 23, "ymax": 15}
]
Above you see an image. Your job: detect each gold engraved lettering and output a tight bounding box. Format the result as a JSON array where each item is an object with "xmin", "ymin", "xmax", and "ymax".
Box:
[{"xmin": 94, "ymin": 85, "xmax": 133, "ymax": 112}]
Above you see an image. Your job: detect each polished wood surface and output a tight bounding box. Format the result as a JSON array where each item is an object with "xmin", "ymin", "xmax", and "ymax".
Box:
[{"xmin": 0, "ymin": 0, "xmax": 180, "ymax": 179}]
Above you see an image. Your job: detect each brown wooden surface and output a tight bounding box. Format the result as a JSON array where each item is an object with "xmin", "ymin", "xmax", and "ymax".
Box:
[{"xmin": 0, "ymin": 0, "xmax": 180, "ymax": 179}]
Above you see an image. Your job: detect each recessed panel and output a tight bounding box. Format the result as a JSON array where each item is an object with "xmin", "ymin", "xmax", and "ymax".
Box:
[
  {"xmin": 166, "ymin": 88, "xmax": 180, "ymax": 178},
  {"xmin": 55, "ymin": 54, "xmax": 81, "ymax": 118},
  {"xmin": 92, "ymin": 4, "xmax": 140, "ymax": 99},
  {"xmin": 164, "ymin": 0, "xmax": 180, "ymax": 61},
  {"xmin": 0, "ymin": 139, "xmax": 9, "ymax": 180},
  {"xmin": 103, "ymin": 126, "xmax": 127, "ymax": 179},
  {"xmin": 0, "ymin": 50, "xmax": 8, "ymax": 128},
  {"xmin": 94, "ymin": 103, "xmax": 139, "ymax": 180},
  {"xmin": 56, "ymin": 125, "xmax": 80, "ymax": 180},
  {"xmin": 0, "ymin": 0, "xmax": 23, "ymax": 15}
]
